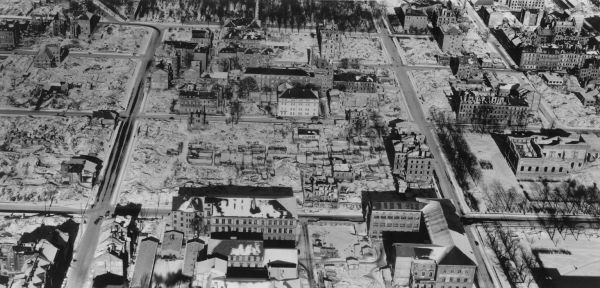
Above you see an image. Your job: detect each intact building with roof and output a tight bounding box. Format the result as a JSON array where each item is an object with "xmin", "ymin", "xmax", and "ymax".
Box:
[
  {"xmin": 506, "ymin": 0, "xmax": 544, "ymax": 10},
  {"xmin": 366, "ymin": 192, "xmax": 428, "ymax": 240},
  {"xmin": 130, "ymin": 237, "xmax": 159, "ymax": 288},
  {"xmin": 191, "ymin": 238, "xmax": 298, "ymax": 286},
  {"xmin": 171, "ymin": 186, "xmax": 298, "ymax": 241},
  {"xmin": 244, "ymin": 67, "xmax": 314, "ymax": 90},
  {"xmin": 277, "ymin": 88, "xmax": 319, "ymax": 117},
  {"xmin": 395, "ymin": 7, "xmax": 429, "ymax": 33},
  {"xmin": 500, "ymin": 131, "xmax": 600, "ymax": 179},
  {"xmin": 161, "ymin": 230, "xmax": 184, "ymax": 258},
  {"xmin": 433, "ymin": 24, "xmax": 465, "ymax": 53},
  {"xmin": 390, "ymin": 200, "xmax": 477, "ymax": 288},
  {"xmin": 176, "ymin": 83, "xmax": 224, "ymax": 115}
]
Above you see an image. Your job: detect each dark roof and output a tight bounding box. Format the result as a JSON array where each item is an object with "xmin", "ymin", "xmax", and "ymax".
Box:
[
  {"xmin": 192, "ymin": 29, "xmax": 210, "ymax": 39},
  {"xmin": 226, "ymin": 267, "xmax": 269, "ymax": 279},
  {"xmin": 368, "ymin": 191, "xmax": 427, "ymax": 211},
  {"xmin": 92, "ymin": 110, "xmax": 119, "ymax": 119},
  {"xmin": 179, "ymin": 90, "xmax": 216, "ymax": 99},
  {"xmin": 219, "ymin": 46, "xmax": 238, "ymax": 53},
  {"xmin": 245, "ymin": 67, "xmax": 312, "ymax": 77},
  {"xmin": 210, "ymin": 239, "xmax": 263, "ymax": 259},
  {"xmin": 279, "ymin": 88, "xmax": 318, "ymax": 100},
  {"xmin": 164, "ymin": 41, "xmax": 198, "ymax": 50},
  {"xmin": 267, "ymin": 260, "xmax": 297, "ymax": 268},
  {"xmin": 333, "ymin": 73, "xmax": 377, "ymax": 82},
  {"xmin": 93, "ymin": 272, "xmax": 125, "ymax": 288},
  {"xmin": 406, "ymin": 8, "xmax": 427, "ymax": 16},
  {"xmin": 178, "ymin": 186, "xmax": 294, "ymax": 198},
  {"xmin": 298, "ymin": 128, "xmax": 320, "ymax": 136},
  {"xmin": 439, "ymin": 246, "xmax": 476, "ymax": 266}
]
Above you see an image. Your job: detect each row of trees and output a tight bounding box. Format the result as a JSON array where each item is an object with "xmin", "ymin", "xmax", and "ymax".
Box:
[
  {"xmin": 434, "ymin": 119, "xmax": 482, "ymax": 199},
  {"xmin": 483, "ymin": 179, "xmax": 600, "ymax": 216},
  {"xmin": 483, "ymin": 224, "xmax": 539, "ymax": 288},
  {"xmin": 136, "ymin": 0, "xmax": 381, "ymax": 33}
]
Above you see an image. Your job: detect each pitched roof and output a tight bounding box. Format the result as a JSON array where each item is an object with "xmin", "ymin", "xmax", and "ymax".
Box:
[
  {"xmin": 178, "ymin": 185, "xmax": 294, "ymax": 198},
  {"xmin": 130, "ymin": 237, "xmax": 159, "ymax": 288},
  {"xmin": 439, "ymin": 246, "xmax": 475, "ymax": 266},
  {"xmin": 244, "ymin": 67, "xmax": 312, "ymax": 76},
  {"xmin": 279, "ymin": 88, "xmax": 318, "ymax": 100}
]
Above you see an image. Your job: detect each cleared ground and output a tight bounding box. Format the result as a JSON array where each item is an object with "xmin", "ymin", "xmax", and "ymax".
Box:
[
  {"xmin": 410, "ymin": 69, "xmax": 454, "ymax": 117},
  {"xmin": 396, "ymin": 37, "xmax": 441, "ymax": 65},
  {"xmin": 463, "ymin": 133, "xmax": 522, "ymax": 212}
]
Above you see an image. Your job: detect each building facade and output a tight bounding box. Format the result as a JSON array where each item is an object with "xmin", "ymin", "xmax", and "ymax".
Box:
[
  {"xmin": 333, "ymin": 73, "xmax": 378, "ymax": 93},
  {"xmin": 434, "ymin": 24, "xmax": 464, "ymax": 52},
  {"xmin": 0, "ymin": 21, "xmax": 19, "ymax": 50},
  {"xmin": 392, "ymin": 133, "xmax": 434, "ymax": 183},
  {"xmin": 171, "ymin": 186, "xmax": 299, "ymax": 241},
  {"xmin": 244, "ymin": 67, "xmax": 314, "ymax": 90},
  {"xmin": 176, "ymin": 83, "xmax": 223, "ymax": 114},
  {"xmin": 505, "ymin": 0, "xmax": 544, "ymax": 10},
  {"xmin": 277, "ymin": 87, "xmax": 319, "ymax": 117},
  {"xmin": 367, "ymin": 192, "xmax": 427, "ymax": 241},
  {"xmin": 502, "ymin": 132, "xmax": 600, "ymax": 180}
]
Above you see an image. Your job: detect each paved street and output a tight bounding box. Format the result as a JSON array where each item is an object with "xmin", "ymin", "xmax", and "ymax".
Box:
[
  {"xmin": 64, "ymin": 22, "xmax": 162, "ymax": 288},
  {"xmin": 376, "ymin": 18, "xmax": 495, "ymax": 287}
]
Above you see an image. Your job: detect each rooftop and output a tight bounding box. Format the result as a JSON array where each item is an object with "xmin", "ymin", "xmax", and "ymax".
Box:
[
  {"xmin": 244, "ymin": 67, "xmax": 312, "ymax": 77},
  {"xmin": 209, "ymin": 197, "xmax": 295, "ymax": 219},
  {"xmin": 130, "ymin": 237, "xmax": 159, "ymax": 287},
  {"xmin": 279, "ymin": 88, "xmax": 318, "ymax": 100},
  {"xmin": 178, "ymin": 185, "xmax": 294, "ymax": 198},
  {"xmin": 333, "ymin": 73, "xmax": 377, "ymax": 82},
  {"xmin": 208, "ymin": 239, "xmax": 263, "ymax": 258},
  {"xmin": 368, "ymin": 191, "xmax": 428, "ymax": 211}
]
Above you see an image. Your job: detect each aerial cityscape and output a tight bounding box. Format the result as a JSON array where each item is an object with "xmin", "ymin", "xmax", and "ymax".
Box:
[{"xmin": 0, "ymin": 0, "xmax": 599, "ymax": 287}]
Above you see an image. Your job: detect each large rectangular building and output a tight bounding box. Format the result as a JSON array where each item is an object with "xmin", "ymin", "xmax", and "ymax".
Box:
[
  {"xmin": 452, "ymin": 73, "xmax": 530, "ymax": 126},
  {"xmin": 366, "ymin": 192, "xmax": 427, "ymax": 241},
  {"xmin": 171, "ymin": 186, "xmax": 299, "ymax": 241},
  {"xmin": 277, "ymin": 87, "xmax": 319, "ymax": 117},
  {"xmin": 244, "ymin": 67, "xmax": 314, "ymax": 90},
  {"xmin": 505, "ymin": 0, "xmax": 544, "ymax": 10},
  {"xmin": 501, "ymin": 132, "xmax": 600, "ymax": 180}
]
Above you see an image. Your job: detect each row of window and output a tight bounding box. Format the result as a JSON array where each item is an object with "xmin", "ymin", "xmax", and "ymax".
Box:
[
  {"xmin": 519, "ymin": 165, "xmax": 576, "ymax": 173},
  {"xmin": 212, "ymin": 226, "xmax": 295, "ymax": 234},
  {"xmin": 373, "ymin": 215, "xmax": 420, "ymax": 220},
  {"xmin": 212, "ymin": 218, "xmax": 295, "ymax": 226},
  {"xmin": 371, "ymin": 222, "xmax": 418, "ymax": 228},
  {"xmin": 407, "ymin": 170, "xmax": 431, "ymax": 175}
]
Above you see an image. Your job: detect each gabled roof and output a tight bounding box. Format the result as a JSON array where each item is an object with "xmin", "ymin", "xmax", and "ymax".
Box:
[
  {"xmin": 279, "ymin": 88, "xmax": 318, "ymax": 100},
  {"xmin": 244, "ymin": 67, "xmax": 312, "ymax": 77},
  {"xmin": 439, "ymin": 246, "xmax": 475, "ymax": 266},
  {"xmin": 178, "ymin": 185, "xmax": 294, "ymax": 198}
]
